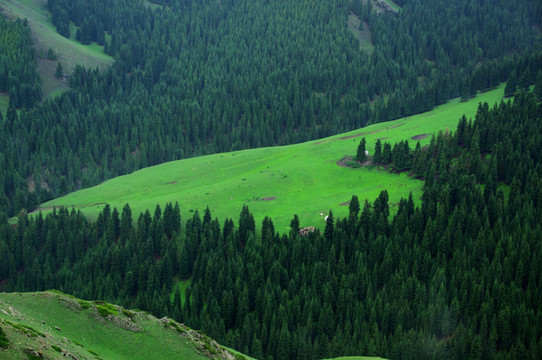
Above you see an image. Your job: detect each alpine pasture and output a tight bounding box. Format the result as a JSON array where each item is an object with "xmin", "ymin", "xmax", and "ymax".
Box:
[{"xmin": 37, "ymin": 85, "xmax": 505, "ymax": 232}]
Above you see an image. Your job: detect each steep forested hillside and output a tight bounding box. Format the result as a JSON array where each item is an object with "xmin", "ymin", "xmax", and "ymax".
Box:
[
  {"xmin": 0, "ymin": 16, "xmax": 41, "ymax": 110},
  {"xmin": 1, "ymin": 90, "xmax": 541, "ymax": 359},
  {"xmin": 1, "ymin": 0, "xmax": 541, "ymax": 216}
]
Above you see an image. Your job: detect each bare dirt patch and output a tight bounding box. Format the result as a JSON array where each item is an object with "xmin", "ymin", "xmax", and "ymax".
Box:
[
  {"xmin": 411, "ymin": 134, "xmax": 429, "ymax": 140},
  {"xmin": 339, "ymin": 201, "xmax": 350, "ymax": 206},
  {"xmin": 337, "ymin": 156, "xmax": 353, "ymax": 167},
  {"xmin": 258, "ymin": 196, "xmax": 276, "ymax": 201},
  {"xmin": 339, "ymin": 132, "xmax": 368, "ymax": 140},
  {"xmin": 27, "ymin": 176, "xmax": 36, "ymax": 192},
  {"xmin": 166, "ymin": 181, "xmax": 178, "ymax": 185},
  {"xmin": 337, "ymin": 156, "xmax": 372, "ymax": 168},
  {"xmin": 317, "ymin": 124, "xmax": 404, "ymax": 145}
]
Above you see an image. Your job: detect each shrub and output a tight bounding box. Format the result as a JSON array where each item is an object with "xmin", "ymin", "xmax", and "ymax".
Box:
[
  {"xmin": 78, "ymin": 300, "xmax": 90, "ymax": 309},
  {"xmin": 51, "ymin": 344, "xmax": 62, "ymax": 352},
  {"xmin": 0, "ymin": 326, "xmax": 9, "ymax": 348},
  {"xmin": 46, "ymin": 48, "xmax": 58, "ymax": 60},
  {"xmin": 122, "ymin": 309, "xmax": 135, "ymax": 319},
  {"xmin": 346, "ymin": 160, "xmax": 362, "ymax": 168},
  {"xmin": 94, "ymin": 301, "xmax": 118, "ymax": 317}
]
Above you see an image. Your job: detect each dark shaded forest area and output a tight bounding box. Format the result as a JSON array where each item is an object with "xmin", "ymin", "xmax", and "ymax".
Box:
[
  {"xmin": 1, "ymin": 0, "xmax": 541, "ymax": 216},
  {"xmin": 1, "ymin": 90, "xmax": 541, "ymax": 359}
]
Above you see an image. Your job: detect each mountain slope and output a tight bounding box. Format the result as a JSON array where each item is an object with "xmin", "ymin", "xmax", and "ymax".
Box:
[{"xmin": 0, "ymin": 291, "xmax": 243, "ymax": 360}]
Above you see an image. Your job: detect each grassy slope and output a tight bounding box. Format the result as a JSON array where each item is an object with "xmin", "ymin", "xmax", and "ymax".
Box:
[
  {"xmin": 379, "ymin": 0, "xmax": 401, "ymax": 12},
  {"xmin": 37, "ymin": 85, "xmax": 506, "ymax": 232},
  {"xmin": 0, "ymin": 0, "xmax": 113, "ymax": 98},
  {"xmin": 348, "ymin": 13, "xmax": 374, "ymax": 52},
  {"xmin": 0, "ymin": 291, "xmax": 239, "ymax": 360}
]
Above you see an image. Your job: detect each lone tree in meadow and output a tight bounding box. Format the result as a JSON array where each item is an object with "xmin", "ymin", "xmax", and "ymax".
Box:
[
  {"xmin": 356, "ymin": 137, "xmax": 367, "ymax": 162},
  {"xmin": 373, "ymin": 139, "xmax": 382, "ymax": 163},
  {"xmin": 55, "ymin": 62, "xmax": 63, "ymax": 79}
]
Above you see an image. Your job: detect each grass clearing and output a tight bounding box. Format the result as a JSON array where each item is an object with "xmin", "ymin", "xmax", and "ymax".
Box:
[
  {"xmin": 0, "ymin": 0, "xmax": 113, "ymax": 98},
  {"xmin": 379, "ymin": 0, "xmax": 400, "ymax": 12},
  {"xmin": 171, "ymin": 279, "xmax": 191, "ymax": 305},
  {"xmin": 0, "ymin": 291, "xmax": 231, "ymax": 360},
  {"xmin": 35, "ymin": 85, "xmax": 506, "ymax": 232},
  {"xmin": 348, "ymin": 13, "xmax": 373, "ymax": 52}
]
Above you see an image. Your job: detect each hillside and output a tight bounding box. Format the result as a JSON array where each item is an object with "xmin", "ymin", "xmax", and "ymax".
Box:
[
  {"xmin": 0, "ymin": 291, "xmax": 385, "ymax": 360},
  {"xmin": 0, "ymin": 0, "xmax": 113, "ymax": 98},
  {"xmin": 36, "ymin": 85, "xmax": 505, "ymax": 231},
  {"xmin": 0, "ymin": 291, "xmax": 244, "ymax": 360},
  {"xmin": 1, "ymin": 0, "xmax": 540, "ymax": 219}
]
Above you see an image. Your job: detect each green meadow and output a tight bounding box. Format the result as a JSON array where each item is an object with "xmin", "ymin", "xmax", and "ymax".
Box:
[
  {"xmin": 37, "ymin": 85, "xmax": 506, "ymax": 232},
  {"xmin": 379, "ymin": 0, "xmax": 401, "ymax": 12},
  {"xmin": 0, "ymin": 0, "xmax": 113, "ymax": 98},
  {"xmin": 0, "ymin": 291, "xmax": 234, "ymax": 360}
]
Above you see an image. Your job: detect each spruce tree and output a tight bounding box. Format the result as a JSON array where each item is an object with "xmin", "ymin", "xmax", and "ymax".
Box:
[
  {"xmin": 373, "ymin": 139, "xmax": 382, "ymax": 163},
  {"xmin": 356, "ymin": 138, "xmax": 367, "ymax": 162},
  {"xmin": 55, "ymin": 62, "xmax": 63, "ymax": 79},
  {"xmin": 504, "ymin": 70, "xmax": 517, "ymax": 97}
]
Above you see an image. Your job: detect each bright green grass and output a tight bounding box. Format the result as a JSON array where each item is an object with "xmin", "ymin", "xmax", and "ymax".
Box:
[
  {"xmin": 222, "ymin": 346, "xmax": 258, "ymax": 360},
  {"xmin": 37, "ymin": 85, "xmax": 506, "ymax": 232},
  {"xmin": 380, "ymin": 0, "xmax": 401, "ymax": 12},
  {"xmin": 170, "ymin": 279, "xmax": 190, "ymax": 305},
  {"xmin": 0, "ymin": 0, "xmax": 113, "ymax": 97},
  {"xmin": 0, "ymin": 291, "xmax": 215, "ymax": 360}
]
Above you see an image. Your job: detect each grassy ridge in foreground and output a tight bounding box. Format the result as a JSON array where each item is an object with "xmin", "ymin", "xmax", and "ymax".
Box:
[
  {"xmin": 38, "ymin": 85, "xmax": 506, "ymax": 231},
  {"xmin": 0, "ymin": 291, "xmax": 239, "ymax": 360}
]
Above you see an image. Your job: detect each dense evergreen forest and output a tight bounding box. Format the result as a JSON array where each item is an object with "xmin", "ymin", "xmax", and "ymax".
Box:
[
  {"xmin": 1, "ymin": 0, "xmax": 542, "ymax": 216},
  {"xmin": 0, "ymin": 16, "xmax": 41, "ymax": 110},
  {"xmin": 1, "ymin": 91, "xmax": 541, "ymax": 359}
]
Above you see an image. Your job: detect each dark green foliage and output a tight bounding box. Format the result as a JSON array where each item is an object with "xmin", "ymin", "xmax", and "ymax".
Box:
[
  {"xmin": 51, "ymin": 344, "xmax": 62, "ymax": 352},
  {"xmin": 534, "ymin": 71, "xmax": 542, "ymax": 99},
  {"xmin": 356, "ymin": 138, "xmax": 367, "ymax": 162},
  {"xmin": 77, "ymin": 300, "xmax": 90, "ymax": 309},
  {"xmin": 504, "ymin": 70, "xmax": 517, "ymax": 97},
  {"xmin": 55, "ymin": 62, "xmax": 63, "ymax": 79},
  {"xmin": 96, "ymin": 304, "xmax": 117, "ymax": 318},
  {"xmin": 345, "ymin": 160, "xmax": 362, "ymax": 168},
  {"xmin": 0, "ymin": 326, "xmax": 9, "ymax": 348},
  {"xmin": 46, "ymin": 47, "xmax": 57, "ymax": 61},
  {"xmin": 0, "ymin": 17, "xmax": 41, "ymax": 109},
  {"xmin": 373, "ymin": 139, "xmax": 382, "ymax": 163}
]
